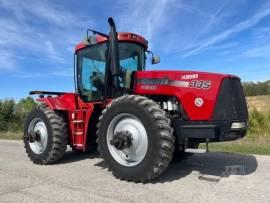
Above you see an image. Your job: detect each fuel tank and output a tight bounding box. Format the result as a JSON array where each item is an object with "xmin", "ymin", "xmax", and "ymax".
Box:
[{"xmin": 134, "ymin": 70, "xmax": 248, "ymax": 121}]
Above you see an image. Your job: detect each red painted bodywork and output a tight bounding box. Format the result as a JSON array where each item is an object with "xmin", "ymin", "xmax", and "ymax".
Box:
[
  {"xmin": 37, "ymin": 70, "xmax": 239, "ymax": 150},
  {"xmin": 37, "ymin": 94, "xmax": 104, "ymax": 150},
  {"xmin": 75, "ymin": 32, "xmax": 148, "ymax": 52},
  {"xmin": 135, "ymin": 70, "xmax": 238, "ymax": 120}
]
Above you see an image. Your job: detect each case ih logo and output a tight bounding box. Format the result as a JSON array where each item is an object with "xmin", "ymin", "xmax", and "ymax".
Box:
[
  {"xmin": 140, "ymin": 85, "xmax": 158, "ymax": 90},
  {"xmin": 181, "ymin": 74, "xmax": 198, "ymax": 80}
]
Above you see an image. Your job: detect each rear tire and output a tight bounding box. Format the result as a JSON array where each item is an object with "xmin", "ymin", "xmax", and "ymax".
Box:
[
  {"xmin": 97, "ymin": 95, "xmax": 175, "ymax": 182},
  {"xmin": 24, "ymin": 104, "xmax": 68, "ymax": 164}
]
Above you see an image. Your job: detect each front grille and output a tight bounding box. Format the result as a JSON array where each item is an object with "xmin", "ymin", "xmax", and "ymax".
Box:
[{"xmin": 212, "ymin": 78, "xmax": 248, "ymax": 121}]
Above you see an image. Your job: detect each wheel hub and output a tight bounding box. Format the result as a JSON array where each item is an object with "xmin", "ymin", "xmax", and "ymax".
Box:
[
  {"xmin": 27, "ymin": 118, "xmax": 48, "ymax": 154},
  {"xmin": 110, "ymin": 131, "xmax": 133, "ymax": 150},
  {"xmin": 28, "ymin": 130, "xmax": 41, "ymax": 143},
  {"xmin": 106, "ymin": 113, "xmax": 148, "ymax": 167}
]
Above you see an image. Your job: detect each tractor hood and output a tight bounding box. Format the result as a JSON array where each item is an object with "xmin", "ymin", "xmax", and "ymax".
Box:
[
  {"xmin": 135, "ymin": 70, "xmax": 239, "ymax": 90},
  {"xmin": 135, "ymin": 70, "xmax": 238, "ymax": 81},
  {"xmin": 134, "ymin": 70, "xmax": 241, "ymax": 121}
]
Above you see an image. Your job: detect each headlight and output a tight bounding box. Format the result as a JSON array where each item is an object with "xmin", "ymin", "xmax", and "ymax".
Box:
[{"xmin": 231, "ymin": 122, "xmax": 246, "ymax": 129}]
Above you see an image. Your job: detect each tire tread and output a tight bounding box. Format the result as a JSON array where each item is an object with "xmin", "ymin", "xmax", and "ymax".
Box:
[
  {"xmin": 24, "ymin": 103, "xmax": 68, "ymax": 165},
  {"xmin": 96, "ymin": 95, "xmax": 175, "ymax": 182}
]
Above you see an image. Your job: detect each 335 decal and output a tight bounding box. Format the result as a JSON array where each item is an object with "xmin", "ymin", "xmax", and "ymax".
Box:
[{"xmin": 189, "ymin": 80, "xmax": 211, "ymax": 89}]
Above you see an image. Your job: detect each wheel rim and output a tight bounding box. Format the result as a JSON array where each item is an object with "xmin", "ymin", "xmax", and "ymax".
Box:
[
  {"xmin": 107, "ymin": 113, "xmax": 148, "ymax": 167},
  {"xmin": 28, "ymin": 118, "xmax": 48, "ymax": 154}
]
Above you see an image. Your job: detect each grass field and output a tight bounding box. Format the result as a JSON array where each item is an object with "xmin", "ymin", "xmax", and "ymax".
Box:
[
  {"xmin": 246, "ymin": 95, "xmax": 270, "ymax": 112},
  {"xmin": 0, "ymin": 131, "xmax": 22, "ymax": 140},
  {"xmin": 200, "ymin": 137, "xmax": 270, "ymax": 155}
]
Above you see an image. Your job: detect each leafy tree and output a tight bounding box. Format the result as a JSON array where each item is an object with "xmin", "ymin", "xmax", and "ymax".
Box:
[
  {"xmin": 0, "ymin": 97, "xmax": 36, "ymax": 132},
  {"xmin": 0, "ymin": 99, "xmax": 16, "ymax": 131},
  {"xmin": 13, "ymin": 97, "xmax": 36, "ymax": 131}
]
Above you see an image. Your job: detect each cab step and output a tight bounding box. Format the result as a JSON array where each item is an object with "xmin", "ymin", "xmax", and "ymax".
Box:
[
  {"xmin": 73, "ymin": 120, "xmax": 84, "ymax": 123},
  {"xmin": 74, "ymin": 132, "xmax": 83, "ymax": 135}
]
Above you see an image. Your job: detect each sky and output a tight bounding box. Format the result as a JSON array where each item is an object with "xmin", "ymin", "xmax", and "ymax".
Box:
[{"xmin": 0, "ymin": 0, "xmax": 270, "ymax": 100}]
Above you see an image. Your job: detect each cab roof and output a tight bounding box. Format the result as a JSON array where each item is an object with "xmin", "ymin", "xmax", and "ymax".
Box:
[{"xmin": 75, "ymin": 32, "xmax": 148, "ymax": 52}]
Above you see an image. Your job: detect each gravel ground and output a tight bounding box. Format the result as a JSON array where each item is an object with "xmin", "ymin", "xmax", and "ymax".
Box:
[{"xmin": 0, "ymin": 140, "xmax": 269, "ymax": 203}]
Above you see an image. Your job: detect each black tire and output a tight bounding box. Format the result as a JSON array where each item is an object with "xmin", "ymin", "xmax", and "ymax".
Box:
[
  {"xmin": 24, "ymin": 104, "xmax": 68, "ymax": 164},
  {"xmin": 97, "ymin": 95, "xmax": 175, "ymax": 182}
]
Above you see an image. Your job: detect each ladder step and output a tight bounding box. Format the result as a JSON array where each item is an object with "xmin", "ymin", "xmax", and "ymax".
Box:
[
  {"xmin": 73, "ymin": 120, "xmax": 84, "ymax": 123},
  {"xmin": 75, "ymin": 110, "xmax": 87, "ymax": 112},
  {"xmin": 74, "ymin": 132, "xmax": 83, "ymax": 135}
]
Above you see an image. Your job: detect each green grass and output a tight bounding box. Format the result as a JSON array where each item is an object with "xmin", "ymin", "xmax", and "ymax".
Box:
[
  {"xmin": 0, "ymin": 131, "xmax": 22, "ymax": 140},
  {"xmin": 200, "ymin": 137, "xmax": 270, "ymax": 155}
]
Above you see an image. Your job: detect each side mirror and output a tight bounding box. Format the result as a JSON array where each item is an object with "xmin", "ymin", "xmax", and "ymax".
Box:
[{"xmin": 152, "ymin": 56, "xmax": 160, "ymax": 64}]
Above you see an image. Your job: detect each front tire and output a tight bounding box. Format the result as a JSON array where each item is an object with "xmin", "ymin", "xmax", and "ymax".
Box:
[
  {"xmin": 97, "ymin": 95, "xmax": 175, "ymax": 182},
  {"xmin": 24, "ymin": 104, "xmax": 68, "ymax": 165}
]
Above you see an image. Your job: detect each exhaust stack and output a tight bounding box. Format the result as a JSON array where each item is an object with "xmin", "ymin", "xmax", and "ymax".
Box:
[{"xmin": 108, "ymin": 17, "xmax": 120, "ymax": 87}]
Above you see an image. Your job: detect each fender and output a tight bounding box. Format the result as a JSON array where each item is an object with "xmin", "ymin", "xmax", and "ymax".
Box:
[
  {"xmin": 37, "ymin": 93, "xmax": 77, "ymax": 110},
  {"xmin": 36, "ymin": 93, "xmax": 101, "ymax": 150}
]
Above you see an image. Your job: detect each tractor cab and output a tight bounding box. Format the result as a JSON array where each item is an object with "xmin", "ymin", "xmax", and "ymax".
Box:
[{"xmin": 75, "ymin": 32, "xmax": 149, "ymax": 102}]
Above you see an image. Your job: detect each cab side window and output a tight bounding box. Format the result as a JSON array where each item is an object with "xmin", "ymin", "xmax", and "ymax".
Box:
[{"xmin": 77, "ymin": 43, "xmax": 107, "ymax": 102}]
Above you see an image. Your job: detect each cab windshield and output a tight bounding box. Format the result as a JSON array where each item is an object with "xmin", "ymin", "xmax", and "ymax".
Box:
[{"xmin": 77, "ymin": 42, "xmax": 145, "ymax": 101}]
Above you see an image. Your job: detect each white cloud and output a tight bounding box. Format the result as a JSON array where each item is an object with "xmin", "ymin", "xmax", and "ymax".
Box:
[
  {"xmin": 241, "ymin": 45, "xmax": 270, "ymax": 58},
  {"xmin": 13, "ymin": 72, "xmax": 44, "ymax": 78},
  {"xmin": 117, "ymin": 0, "xmax": 175, "ymax": 49},
  {"xmin": 208, "ymin": 42, "xmax": 239, "ymax": 51},
  {"xmin": 114, "ymin": 0, "xmax": 240, "ymax": 56},
  {"xmin": 12, "ymin": 67, "xmax": 73, "ymax": 78},
  {"xmin": 51, "ymin": 70, "xmax": 73, "ymax": 77},
  {"xmin": 0, "ymin": 18, "xmax": 65, "ymax": 66},
  {"xmin": 183, "ymin": 2, "xmax": 270, "ymax": 57},
  {"xmin": 0, "ymin": 51, "xmax": 17, "ymax": 70},
  {"xmin": 0, "ymin": 0, "xmax": 88, "ymax": 27},
  {"xmin": 45, "ymin": 40, "xmax": 55, "ymax": 53},
  {"xmin": 0, "ymin": 0, "xmax": 269, "ymax": 83},
  {"xmin": 0, "ymin": 0, "xmax": 90, "ymax": 71}
]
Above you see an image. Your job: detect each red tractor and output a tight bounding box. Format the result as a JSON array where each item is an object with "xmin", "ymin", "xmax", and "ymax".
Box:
[{"xmin": 24, "ymin": 18, "xmax": 248, "ymax": 182}]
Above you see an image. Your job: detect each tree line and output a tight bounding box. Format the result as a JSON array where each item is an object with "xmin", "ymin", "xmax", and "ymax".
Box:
[
  {"xmin": 0, "ymin": 97, "xmax": 36, "ymax": 132},
  {"xmin": 242, "ymin": 80, "xmax": 270, "ymax": 96}
]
